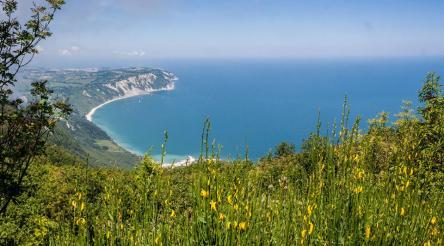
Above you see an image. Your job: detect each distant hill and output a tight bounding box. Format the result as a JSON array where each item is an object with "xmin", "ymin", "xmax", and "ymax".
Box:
[{"xmin": 16, "ymin": 67, "xmax": 178, "ymax": 168}]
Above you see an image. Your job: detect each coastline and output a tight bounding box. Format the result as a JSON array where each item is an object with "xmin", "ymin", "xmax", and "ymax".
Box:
[
  {"xmin": 85, "ymin": 84, "xmax": 175, "ymax": 122},
  {"xmin": 83, "ymin": 83, "xmax": 197, "ymax": 165}
]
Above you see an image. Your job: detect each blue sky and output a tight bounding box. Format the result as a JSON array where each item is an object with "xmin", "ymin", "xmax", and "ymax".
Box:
[{"xmin": 17, "ymin": 0, "xmax": 444, "ymax": 66}]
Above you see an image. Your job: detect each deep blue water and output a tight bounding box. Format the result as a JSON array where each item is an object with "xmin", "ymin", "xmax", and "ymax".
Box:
[{"xmin": 91, "ymin": 58, "xmax": 444, "ymax": 162}]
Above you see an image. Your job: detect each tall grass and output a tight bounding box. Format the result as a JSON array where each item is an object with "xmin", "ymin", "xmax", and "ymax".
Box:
[{"xmin": 44, "ymin": 102, "xmax": 443, "ymax": 245}]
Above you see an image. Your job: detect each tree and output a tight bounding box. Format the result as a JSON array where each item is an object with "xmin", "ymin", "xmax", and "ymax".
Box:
[
  {"xmin": 274, "ymin": 142, "xmax": 295, "ymax": 157},
  {"xmin": 418, "ymin": 72, "xmax": 443, "ymax": 124},
  {"xmin": 0, "ymin": 0, "xmax": 69, "ymax": 214},
  {"xmin": 417, "ymin": 72, "xmax": 443, "ymax": 172},
  {"xmin": 419, "ymin": 72, "xmax": 441, "ymax": 103}
]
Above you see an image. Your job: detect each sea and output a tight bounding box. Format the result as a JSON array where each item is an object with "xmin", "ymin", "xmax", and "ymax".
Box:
[{"xmin": 90, "ymin": 58, "xmax": 444, "ymax": 163}]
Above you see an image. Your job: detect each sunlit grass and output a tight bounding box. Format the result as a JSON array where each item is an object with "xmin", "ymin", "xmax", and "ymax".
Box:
[{"xmin": 47, "ymin": 111, "xmax": 443, "ymax": 245}]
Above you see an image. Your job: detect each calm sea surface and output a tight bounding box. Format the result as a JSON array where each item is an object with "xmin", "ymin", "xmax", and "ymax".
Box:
[{"xmin": 91, "ymin": 58, "xmax": 444, "ymax": 162}]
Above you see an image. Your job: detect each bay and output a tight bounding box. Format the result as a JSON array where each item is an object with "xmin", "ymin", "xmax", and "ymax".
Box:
[{"xmin": 91, "ymin": 58, "xmax": 444, "ymax": 162}]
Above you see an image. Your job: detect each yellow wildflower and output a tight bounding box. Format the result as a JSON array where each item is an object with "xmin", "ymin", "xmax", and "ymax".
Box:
[
  {"xmin": 80, "ymin": 202, "xmax": 85, "ymax": 211},
  {"xmin": 307, "ymin": 204, "xmax": 315, "ymax": 216},
  {"xmin": 355, "ymin": 169, "xmax": 365, "ymax": 180},
  {"xmin": 405, "ymin": 180, "xmax": 410, "ymax": 189},
  {"xmin": 354, "ymin": 186, "xmax": 363, "ymax": 194},
  {"xmin": 238, "ymin": 222, "xmax": 247, "ymax": 231},
  {"xmin": 431, "ymin": 216, "xmax": 437, "ymax": 225},
  {"xmin": 227, "ymin": 195, "xmax": 233, "ymax": 205},
  {"xmin": 210, "ymin": 200, "xmax": 217, "ymax": 211},
  {"xmin": 424, "ymin": 240, "xmax": 431, "ymax": 246},
  {"xmin": 200, "ymin": 189, "xmax": 209, "ymax": 198},
  {"xmin": 233, "ymin": 204, "xmax": 239, "ymax": 211},
  {"xmin": 76, "ymin": 218, "xmax": 86, "ymax": 225},
  {"xmin": 400, "ymin": 207, "xmax": 405, "ymax": 216},
  {"xmin": 219, "ymin": 213, "xmax": 225, "ymax": 221},
  {"xmin": 170, "ymin": 210, "xmax": 176, "ymax": 218},
  {"xmin": 71, "ymin": 201, "xmax": 77, "ymax": 209},
  {"xmin": 301, "ymin": 229, "xmax": 307, "ymax": 238},
  {"xmin": 365, "ymin": 226, "xmax": 371, "ymax": 239},
  {"xmin": 309, "ymin": 222, "xmax": 314, "ymax": 235}
]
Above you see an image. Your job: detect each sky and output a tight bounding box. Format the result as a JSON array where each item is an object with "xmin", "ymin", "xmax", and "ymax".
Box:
[{"xmin": 13, "ymin": 0, "xmax": 444, "ymax": 66}]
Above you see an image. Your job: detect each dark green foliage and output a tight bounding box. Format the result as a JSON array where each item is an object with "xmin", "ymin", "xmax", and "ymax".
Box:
[
  {"xmin": 0, "ymin": 0, "xmax": 69, "ymax": 214},
  {"xmin": 274, "ymin": 142, "xmax": 295, "ymax": 157},
  {"xmin": 419, "ymin": 72, "xmax": 441, "ymax": 103},
  {"xmin": 417, "ymin": 72, "xmax": 444, "ymax": 172}
]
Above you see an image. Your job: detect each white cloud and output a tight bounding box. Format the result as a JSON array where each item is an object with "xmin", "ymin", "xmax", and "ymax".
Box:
[
  {"xmin": 70, "ymin": 46, "xmax": 80, "ymax": 52},
  {"xmin": 58, "ymin": 49, "xmax": 72, "ymax": 56},
  {"xmin": 58, "ymin": 46, "xmax": 81, "ymax": 56},
  {"xmin": 114, "ymin": 50, "xmax": 146, "ymax": 57}
]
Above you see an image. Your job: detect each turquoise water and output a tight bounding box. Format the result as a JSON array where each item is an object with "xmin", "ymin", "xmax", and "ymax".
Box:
[{"xmin": 91, "ymin": 58, "xmax": 444, "ymax": 162}]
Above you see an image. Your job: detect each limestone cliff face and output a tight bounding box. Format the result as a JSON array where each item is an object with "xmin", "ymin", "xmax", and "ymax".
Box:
[
  {"xmin": 82, "ymin": 70, "xmax": 177, "ymax": 102},
  {"xmin": 19, "ymin": 67, "xmax": 178, "ymax": 113}
]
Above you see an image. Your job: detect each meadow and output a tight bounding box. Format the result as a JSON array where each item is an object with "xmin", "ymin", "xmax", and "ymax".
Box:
[{"xmin": 0, "ymin": 73, "xmax": 443, "ymax": 245}]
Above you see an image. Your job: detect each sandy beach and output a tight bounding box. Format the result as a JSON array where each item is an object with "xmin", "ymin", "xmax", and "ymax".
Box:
[{"xmin": 85, "ymin": 85, "xmax": 175, "ymax": 122}]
